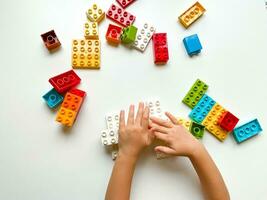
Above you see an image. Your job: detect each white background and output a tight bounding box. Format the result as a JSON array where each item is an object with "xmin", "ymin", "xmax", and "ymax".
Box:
[{"xmin": 0, "ymin": 0, "xmax": 267, "ymax": 199}]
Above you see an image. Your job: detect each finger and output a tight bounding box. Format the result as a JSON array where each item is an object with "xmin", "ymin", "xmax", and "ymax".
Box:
[
  {"xmin": 150, "ymin": 116, "xmax": 173, "ymax": 128},
  {"xmin": 165, "ymin": 112, "xmax": 179, "ymax": 125},
  {"xmin": 135, "ymin": 102, "xmax": 144, "ymax": 125},
  {"xmin": 119, "ymin": 110, "xmax": 125, "ymax": 130},
  {"xmin": 127, "ymin": 105, "xmax": 135, "ymax": 125},
  {"xmin": 154, "ymin": 146, "xmax": 177, "ymax": 155},
  {"xmin": 154, "ymin": 131, "xmax": 169, "ymax": 142},
  {"xmin": 151, "ymin": 124, "xmax": 169, "ymax": 134},
  {"xmin": 142, "ymin": 106, "xmax": 150, "ymax": 128}
]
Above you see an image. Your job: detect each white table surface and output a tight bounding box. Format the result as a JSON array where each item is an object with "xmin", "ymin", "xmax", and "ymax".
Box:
[{"xmin": 0, "ymin": 0, "xmax": 267, "ymax": 199}]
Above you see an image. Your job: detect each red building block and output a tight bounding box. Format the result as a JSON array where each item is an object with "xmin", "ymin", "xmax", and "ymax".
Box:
[
  {"xmin": 106, "ymin": 4, "xmax": 135, "ymax": 27},
  {"xmin": 218, "ymin": 111, "xmax": 239, "ymax": 132},
  {"xmin": 116, "ymin": 0, "xmax": 136, "ymax": 8},
  {"xmin": 106, "ymin": 24, "xmax": 122, "ymax": 45},
  {"xmin": 41, "ymin": 30, "xmax": 61, "ymax": 51},
  {"xmin": 69, "ymin": 88, "xmax": 86, "ymax": 98},
  {"xmin": 152, "ymin": 33, "xmax": 169, "ymax": 65},
  {"xmin": 49, "ymin": 70, "xmax": 81, "ymax": 94}
]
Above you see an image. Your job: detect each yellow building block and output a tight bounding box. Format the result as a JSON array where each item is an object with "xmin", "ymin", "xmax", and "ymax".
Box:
[
  {"xmin": 56, "ymin": 107, "xmax": 77, "ymax": 127},
  {"xmin": 178, "ymin": 2, "xmax": 206, "ymax": 28},
  {"xmin": 84, "ymin": 22, "xmax": 99, "ymax": 40},
  {"xmin": 177, "ymin": 117, "xmax": 191, "ymax": 130},
  {"xmin": 202, "ymin": 103, "xmax": 229, "ymax": 141},
  {"xmin": 86, "ymin": 4, "xmax": 105, "ymax": 23},
  {"xmin": 72, "ymin": 39, "xmax": 100, "ymax": 69}
]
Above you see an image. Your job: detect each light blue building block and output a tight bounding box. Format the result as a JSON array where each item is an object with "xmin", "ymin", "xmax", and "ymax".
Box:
[
  {"xmin": 233, "ymin": 119, "xmax": 262, "ymax": 143},
  {"xmin": 43, "ymin": 88, "xmax": 63, "ymax": 108},
  {"xmin": 189, "ymin": 94, "xmax": 216, "ymax": 123},
  {"xmin": 183, "ymin": 34, "xmax": 202, "ymax": 56}
]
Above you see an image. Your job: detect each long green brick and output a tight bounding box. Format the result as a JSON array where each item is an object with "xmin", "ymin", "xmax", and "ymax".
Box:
[{"xmin": 182, "ymin": 79, "xmax": 208, "ymax": 109}]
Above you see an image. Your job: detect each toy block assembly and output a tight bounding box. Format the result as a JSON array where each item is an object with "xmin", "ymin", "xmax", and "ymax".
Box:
[
  {"xmin": 183, "ymin": 34, "xmax": 202, "ymax": 56},
  {"xmin": 182, "ymin": 79, "xmax": 208, "ymax": 109},
  {"xmin": 49, "ymin": 70, "xmax": 81, "ymax": 93},
  {"xmin": 72, "ymin": 39, "xmax": 101, "ymax": 69},
  {"xmin": 132, "ymin": 23, "xmax": 156, "ymax": 52},
  {"xmin": 106, "ymin": 24, "xmax": 122, "ymax": 45},
  {"xmin": 41, "ymin": 30, "xmax": 61, "ymax": 51},
  {"xmin": 106, "ymin": 4, "xmax": 136, "ymax": 27},
  {"xmin": 120, "ymin": 25, "xmax": 138, "ymax": 44},
  {"xmin": 218, "ymin": 111, "xmax": 239, "ymax": 132},
  {"xmin": 202, "ymin": 103, "xmax": 229, "ymax": 141},
  {"xmin": 43, "ymin": 88, "xmax": 63, "ymax": 109},
  {"xmin": 101, "ymin": 129, "xmax": 119, "ymax": 145},
  {"xmin": 116, "ymin": 0, "xmax": 136, "ymax": 8},
  {"xmin": 84, "ymin": 22, "xmax": 99, "ymax": 40},
  {"xmin": 189, "ymin": 94, "xmax": 215, "ymax": 123},
  {"xmin": 152, "ymin": 33, "xmax": 169, "ymax": 65},
  {"xmin": 233, "ymin": 119, "xmax": 262, "ymax": 143},
  {"xmin": 56, "ymin": 89, "xmax": 86, "ymax": 127},
  {"xmin": 86, "ymin": 4, "xmax": 105, "ymax": 23},
  {"xmin": 178, "ymin": 1, "xmax": 206, "ymax": 28},
  {"xmin": 106, "ymin": 113, "xmax": 120, "ymax": 131},
  {"xmin": 190, "ymin": 121, "xmax": 205, "ymax": 139}
]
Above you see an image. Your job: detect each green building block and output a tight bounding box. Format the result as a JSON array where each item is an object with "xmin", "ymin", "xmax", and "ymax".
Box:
[
  {"xmin": 190, "ymin": 121, "xmax": 205, "ymax": 139},
  {"xmin": 182, "ymin": 79, "xmax": 208, "ymax": 109},
  {"xmin": 120, "ymin": 25, "xmax": 138, "ymax": 44}
]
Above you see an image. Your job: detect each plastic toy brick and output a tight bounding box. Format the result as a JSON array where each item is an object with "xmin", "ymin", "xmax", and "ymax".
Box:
[
  {"xmin": 105, "ymin": 112, "xmax": 120, "ymax": 131},
  {"xmin": 49, "ymin": 70, "xmax": 81, "ymax": 93},
  {"xmin": 233, "ymin": 119, "xmax": 262, "ymax": 143},
  {"xmin": 106, "ymin": 24, "xmax": 122, "ymax": 45},
  {"xmin": 41, "ymin": 30, "xmax": 61, "ymax": 51},
  {"xmin": 218, "ymin": 111, "xmax": 239, "ymax": 132},
  {"xmin": 177, "ymin": 117, "xmax": 191, "ymax": 130},
  {"xmin": 101, "ymin": 129, "xmax": 119, "ymax": 145},
  {"xmin": 42, "ymin": 88, "xmax": 63, "ymax": 109},
  {"xmin": 61, "ymin": 93, "xmax": 83, "ymax": 113},
  {"xmin": 72, "ymin": 39, "xmax": 101, "ymax": 69},
  {"xmin": 145, "ymin": 99, "xmax": 165, "ymax": 119},
  {"xmin": 69, "ymin": 88, "xmax": 86, "ymax": 98},
  {"xmin": 183, "ymin": 34, "xmax": 202, "ymax": 56},
  {"xmin": 190, "ymin": 121, "xmax": 205, "ymax": 139},
  {"xmin": 120, "ymin": 25, "xmax": 138, "ymax": 44},
  {"xmin": 202, "ymin": 103, "xmax": 228, "ymax": 141},
  {"xmin": 106, "ymin": 4, "xmax": 135, "ymax": 27},
  {"xmin": 111, "ymin": 144, "xmax": 119, "ymax": 160},
  {"xmin": 84, "ymin": 22, "xmax": 99, "ymax": 40},
  {"xmin": 152, "ymin": 33, "xmax": 169, "ymax": 65},
  {"xmin": 189, "ymin": 94, "xmax": 215, "ymax": 123},
  {"xmin": 56, "ymin": 107, "xmax": 77, "ymax": 127},
  {"xmin": 86, "ymin": 4, "xmax": 105, "ymax": 23},
  {"xmin": 116, "ymin": 0, "xmax": 136, "ymax": 8},
  {"xmin": 132, "ymin": 23, "xmax": 156, "ymax": 52},
  {"xmin": 178, "ymin": 1, "xmax": 206, "ymax": 28},
  {"xmin": 182, "ymin": 79, "xmax": 208, "ymax": 109}
]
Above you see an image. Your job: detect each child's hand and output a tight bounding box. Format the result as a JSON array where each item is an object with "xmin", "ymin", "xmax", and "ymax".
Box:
[
  {"xmin": 118, "ymin": 102, "xmax": 154, "ymax": 160},
  {"xmin": 150, "ymin": 112, "xmax": 202, "ymax": 158}
]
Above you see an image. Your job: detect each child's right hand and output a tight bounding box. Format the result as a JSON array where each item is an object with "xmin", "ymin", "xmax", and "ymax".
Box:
[{"xmin": 150, "ymin": 112, "xmax": 203, "ymax": 158}]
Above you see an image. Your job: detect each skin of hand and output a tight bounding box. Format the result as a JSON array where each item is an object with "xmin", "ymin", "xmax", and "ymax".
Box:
[{"xmin": 105, "ymin": 102, "xmax": 154, "ymax": 200}]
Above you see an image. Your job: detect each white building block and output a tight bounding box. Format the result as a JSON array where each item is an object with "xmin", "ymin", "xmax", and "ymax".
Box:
[
  {"xmin": 101, "ymin": 129, "xmax": 118, "ymax": 146},
  {"xmin": 105, "ymin": 112, "xmax": 120, "ymax": 131}
]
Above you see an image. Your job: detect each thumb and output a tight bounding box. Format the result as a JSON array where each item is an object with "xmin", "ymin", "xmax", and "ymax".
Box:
[{"xmin": 154, "ymin": 146, "xmax": 176, "ymax": 155}]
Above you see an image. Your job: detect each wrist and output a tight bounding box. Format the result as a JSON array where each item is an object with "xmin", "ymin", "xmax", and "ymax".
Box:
[
  {"xmin": 117, "ymin": 151, "xmax": 139, "ymax": 164},
  {"xmin": 188, "ymin": 142, "xmax": 206, "ymax": 161}
]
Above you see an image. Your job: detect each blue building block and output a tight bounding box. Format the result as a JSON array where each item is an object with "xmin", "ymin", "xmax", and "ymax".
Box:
[
  {"xmin": 233, "ymin": 119, "xmax": 262, "ymax": 143},
  {"xmin": 43, "ymin": 88, "xmax": 63, "ymax": 108},
  {"xmin": 183, "ymin": 34, "xmax": 202, "ymax": 56},
  {"xmin": 189, "ymin": 94, "xmax": 216, "ymax": 123}
]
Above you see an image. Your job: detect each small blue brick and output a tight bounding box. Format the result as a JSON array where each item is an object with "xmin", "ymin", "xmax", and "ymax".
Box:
[
  {"xmin": 233, "ymin": 119, "xmax": 262, "ymax": 143},
  {"xmin": 189, "ymin": 94, "xmax": 216, "ymax": 123},
  {"xmin": 42, "ymin": 88, "xmax": 63, "ymax": 108},
  {"xmin": 183, "ymin": 34, "xmax": 202, "ymax": 56}
]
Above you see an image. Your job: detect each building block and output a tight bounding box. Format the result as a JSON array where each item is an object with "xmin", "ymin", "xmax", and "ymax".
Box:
[
  {"xmin": 132, "ymin": 23, "xmax": 156, "ymax": 52},
  {"xmin": 183, "ymin": 34, "xmax": 202, "ymax": 56},
  {"xmin": 189, "ymin": 94, "xmax": 215, "ymax": 123},
  {"xmin": 72, "ymin": 39, "xmax": 101, "ymax": 69},
  {"xmin": 233, "ymin": 119, "xmax": 262, "ymax": 143},
  {"xmin": 178, "ymin": 1, "xmax": 206, "ymax": 28},
  {"xmin": 145, "ymin": 99, "xmax": 165, "ymax": 119},
  {"xmin": 106, "ymin": 112, "xmax": 120, "ymax": 131},
  {"xmin": 86, "ymin": 4, "xmax": 105, "ymax": 23},
  {"xmin": 106, "ymin": 24, "xmax": 122, "ymax": 45},
  {"xmin": 152, "ymin": 33, "xmax": 169, "ymax": 65},
  {"xmin": 41, "ymin": 30, "xmax": 61, "ymax": 51},
  {"xmin": 218, "ymin": 111, "xmax": 239, "ymax": 132},
  {"xmin": 42, "ymin": 88, "xmax": 63, "ymax": 109},
  {"xmin": 116, "ymin": 0, "xmax": 136, "ymax": 8},
  {"xmin": 84, "ymin": 22, "xmax": 99, "ymax": 40},
  {"xmin": 106, "ymin": 4, "xmax": 135, "ymax": 27},
  {"xmin": 56, "ymin": 89, "xmax": 86, "ymax": 127},
  {"xmin": 120, "ymin": 25, "xmax": 138, "ymax": 44},
  {"xmin": 182, "ymin": 79, "xmax": 208, "ymax": 109},
  {"xmin": 101, "ymin": 129, "xmax": 119, "ymax": 145},
  {"xmin": 49, "ymin": 70, "xmax": 81, "ymax": 94},
  {"xmin": 177, "ymin": 117, "xmax": 191, "ymax": 130},
  {"xmin": 202, "ymin": 103, "xmax": 229, "ymax": 141},
  {"xmin": 190, "ymin": 121, "xmax": 205, "ymax": 139}
]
